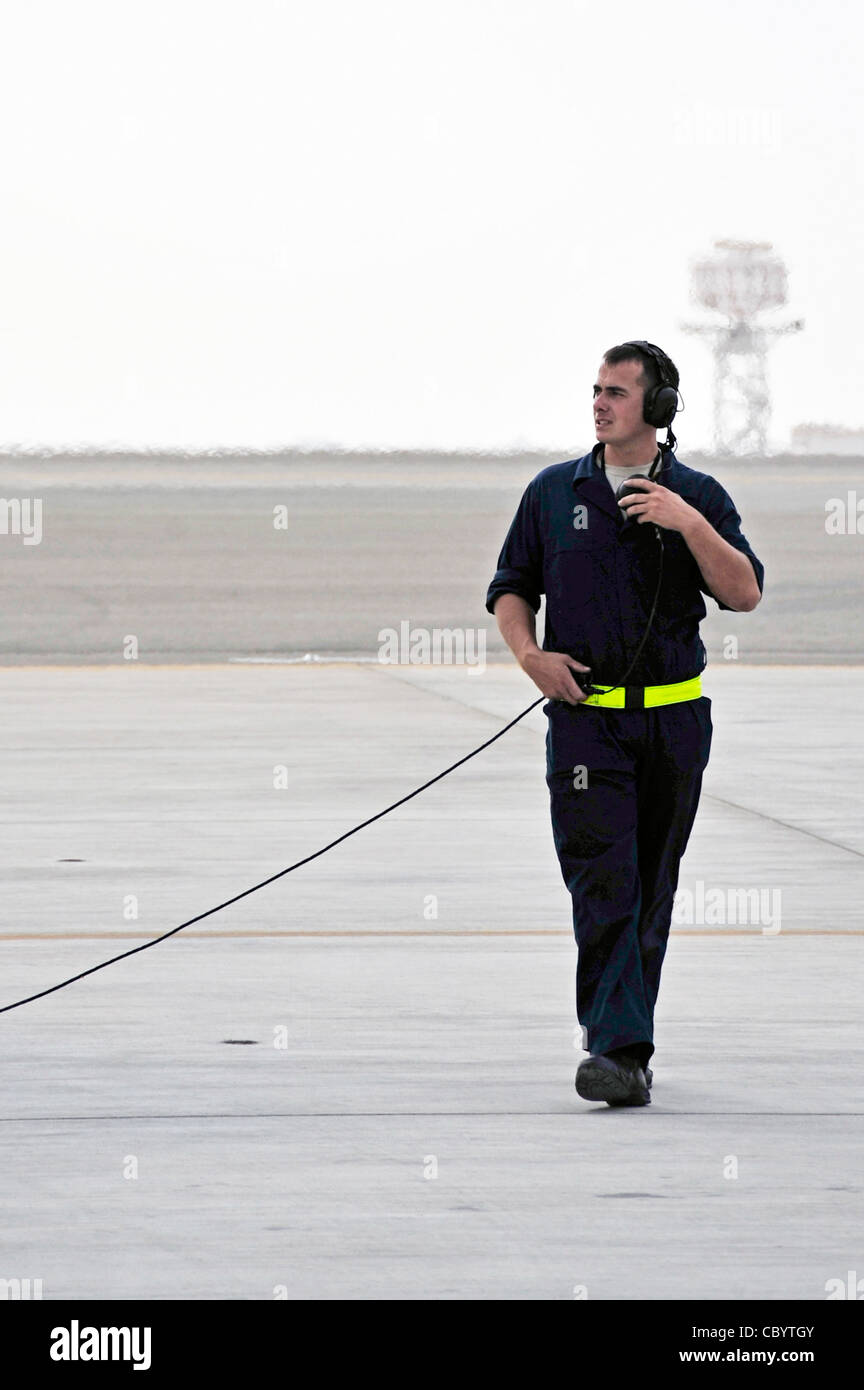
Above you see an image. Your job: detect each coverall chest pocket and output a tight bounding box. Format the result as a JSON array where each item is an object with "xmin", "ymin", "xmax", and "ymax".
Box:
[{"xmin": 545, "ymin": 538, "xmax": 611, "ymax": 611}]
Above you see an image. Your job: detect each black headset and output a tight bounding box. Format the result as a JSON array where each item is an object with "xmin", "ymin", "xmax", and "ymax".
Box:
[{"xmin": 619, "ymin": 340, "xmax": 680, "ymax": 429}]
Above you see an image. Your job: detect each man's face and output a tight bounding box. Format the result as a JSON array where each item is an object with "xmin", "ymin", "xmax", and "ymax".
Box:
[{"xmin": 593, "ymin": 358, "xmax": 652, "ymax": 447}]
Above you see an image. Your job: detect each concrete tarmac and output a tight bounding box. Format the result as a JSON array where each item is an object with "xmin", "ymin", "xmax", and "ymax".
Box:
[{"xmin": 1, "ymin": 662, "xmax": 862, "ymax": 1300}]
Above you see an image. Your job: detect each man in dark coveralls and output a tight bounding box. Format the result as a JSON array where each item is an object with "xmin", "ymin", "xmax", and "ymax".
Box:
[{"xmin": 485, "ymin": 341, "xmax": 764, "ymax": 1106}]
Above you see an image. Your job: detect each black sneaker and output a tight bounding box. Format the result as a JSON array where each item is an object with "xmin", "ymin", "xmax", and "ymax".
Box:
[
  {"xmin": 575, "ymin": 1053, "xmax": 651, "ymax": 1107},
  {"xmin": 615, "ymin": 1050, "xmax": 654, "ymax": 1089},
  {"xmin": 613, "ymin": 1049, "xmax": 653, "ymax": 1090},
  {"xmin": 603, "ymin": 1047, "xmax": 654, "ymax": 1091}
]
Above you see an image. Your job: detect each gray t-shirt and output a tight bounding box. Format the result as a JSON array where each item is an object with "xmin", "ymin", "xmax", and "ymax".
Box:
[{"xmin": 601, "ymin": 446, "xmax": 660, "ymax": 498}]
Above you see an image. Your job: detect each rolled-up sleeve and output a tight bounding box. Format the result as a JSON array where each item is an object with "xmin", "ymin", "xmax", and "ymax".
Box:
[
  {"xmin": 698, "ymin": 479, "xmax": 765, "ymax": 611},
  {"xmin": 485, "ymin": 480, "xmax": 544, "ymax": 615}
]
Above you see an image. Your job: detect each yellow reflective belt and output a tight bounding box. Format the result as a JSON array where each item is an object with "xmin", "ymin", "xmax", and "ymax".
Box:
[{"xmin": 583, "ymin": 675, "xmax": 702, "ymax": 709}]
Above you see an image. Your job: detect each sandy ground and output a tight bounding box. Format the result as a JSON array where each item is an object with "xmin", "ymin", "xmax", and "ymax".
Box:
[{"xmin": 0, "ymin": 450, "xmax": 862, "ymax": 664}]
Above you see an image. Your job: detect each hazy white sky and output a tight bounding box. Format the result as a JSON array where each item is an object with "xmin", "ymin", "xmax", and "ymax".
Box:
[{"xmin": 0, "ymin": 0, "xmax": 860, "ymax": 451}]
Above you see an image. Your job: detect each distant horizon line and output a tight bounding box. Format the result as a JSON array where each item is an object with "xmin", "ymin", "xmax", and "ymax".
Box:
[
  {"xmin": 0, "ymin": 441, "xmax": 832, "ymax": 461},
  {"xmin": 0, "ymin": 441, "xmax": 577, "ymax": 459}
]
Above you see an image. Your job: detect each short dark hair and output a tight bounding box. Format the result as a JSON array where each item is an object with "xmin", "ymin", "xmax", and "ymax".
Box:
[{"xmin": 603, "ymin": 342, "xmax": 680, "ymax": 395}]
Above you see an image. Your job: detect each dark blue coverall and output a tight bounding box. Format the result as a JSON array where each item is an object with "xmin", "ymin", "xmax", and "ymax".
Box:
[{"xmin": 485, "ymin": 445, "xmax": 764, "ymax": 1065}]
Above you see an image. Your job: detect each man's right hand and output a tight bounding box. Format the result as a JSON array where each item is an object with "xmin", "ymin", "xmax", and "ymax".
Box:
[
  {"xmin": 520, "ymin": 649, "xmax": 593, "ymax": 704},
  {"xmin": 490, "ymin": 595, "xmax": 592, "ymax": 705}
]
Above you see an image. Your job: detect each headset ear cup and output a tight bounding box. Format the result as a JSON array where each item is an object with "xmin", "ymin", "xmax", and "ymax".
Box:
[{"xmin": 644, "ymin": 384, "xmax": 678, "ymax": 428}]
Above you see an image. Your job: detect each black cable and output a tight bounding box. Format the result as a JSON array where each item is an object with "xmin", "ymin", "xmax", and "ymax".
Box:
[
  {"xmin": 586, "ymin": 535, "xmax": 664, "ymax": 697},
  {"xmin": 586, "ymin": 447, "xmax": 667, "ymax": 697},
  {"xmin": 0, "ymin": 695, "xmax": 546, "ymax": 1016}
]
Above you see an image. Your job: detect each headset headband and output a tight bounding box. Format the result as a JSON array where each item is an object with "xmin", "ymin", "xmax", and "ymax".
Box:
[{"xmin": 621, "ymin": 340, "xmax": 676, "ymax": 389}]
